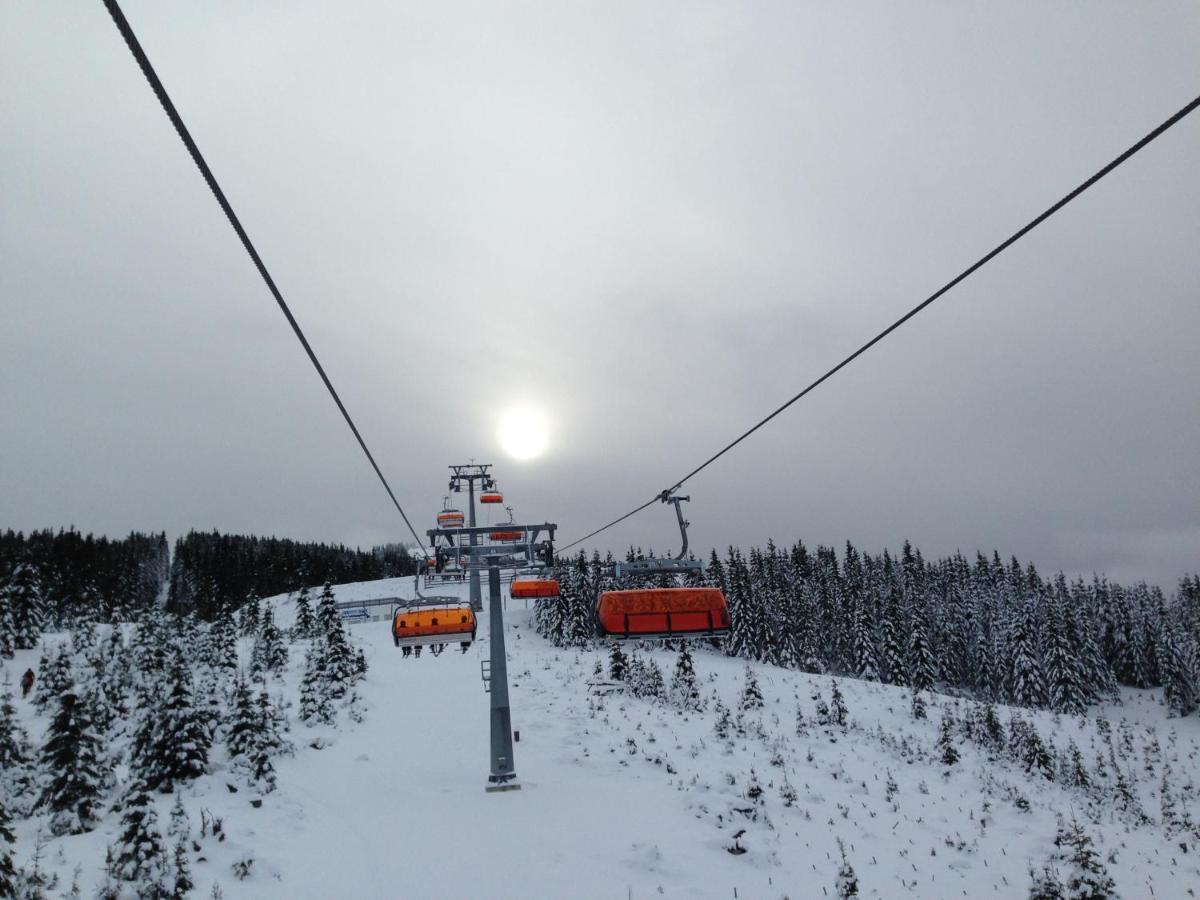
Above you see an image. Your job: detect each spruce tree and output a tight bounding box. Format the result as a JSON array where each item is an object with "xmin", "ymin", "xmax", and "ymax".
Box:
[
  {"xmin": 738, "ymin": 665, "xmax": 764, "ymax": 712},
  {"xmin": 835, "ymin": 838, "xmax": 858, "ymax": 898},
  {"xmin": 315, "ymin": 582, "xmax": 339, "ymax": 635},
  {"xmin": 936, "ymin": 714, "xmax": 960, "ymax": 766},
  {"xmin": 669, "ymin": 645, "xmax": 701, "ymax": 711},
  {"xmin": 1052, "ymin": 818, "xmax": 1116, "ymax": 899},
  {"xmin": 910, "ymin": 690, "xmax": 927, "ymax": 721},
  {"xmin": 1044, "ymin": 600, "xmax": 1087, "ymax": 715},
  {"xmin": 880, "ymin": 596, "xmax": 907, "ymax": 686},
  {"xmin": 299, "ymin": 644, "xmax": 335, "ymax": 725},
  {"xmin": 4, "ymin": 563, "xmax": 46, "ymax": 649},
  {"xmin": 32, "ymin": 644, "xmax": 73, "ymax": 713},
  {"xmin": 239, "ymin": 591, "xmax": 262, "ymax": 637},
  {"xmin": 153, "ymin": 659, "xmax": 210, "ymax": 791},
  {"xmin": 1027, "ymin": 864, "xmax": 1065, "ymax": 900},
  {"xmin": 225, "ymin": 678, "xmax": 258, "ymax": 763},
  {"xmin": 250, "ymin": 605, "xmax": 288, "ymax": 679},
  {"xmin": 1007, "ymin": 600, "xmax": 1048, "ymax": 709},
  {"xmin": 38, "ymin": 690, "xmax": 105, "ymax": 835},
  {"xmin": 713, "ymin": 700, "xmax": 732, "ymax": 740},
  {"xmin": 0, "ymin": 679, "xmax": 29, "ymax": 770},
  {"xmin": 1159, "ymin": 623, "xmax": 1199, "ymax": 717},
  {"xmin": 641, "ymin": 659, "xmax": 665, "ymax": 700},
  {"xmin": 0, "ymin": 598, "xmax": 14, "ymax": 658},
  {"xmin": 172, "ymin": 836, "xmax": 193, "ymax": 900},
  {"xmin": 829, "ymin": 680, "xmax": 848, "ymax": 728},
  {"xmin": 293, "ymin": 585, "xmax": 315, "ymax": 639},
  {"xmin": 109, "ymin": 787, "xmax": 169, "ymax": 895},
  {"xmin": 0, "ymin": 797, "xmax": 16, "ymax": 898},
  {"xmin": 608, "ymin": 642, "xmax": 628, "ymax": 681},
  {"xmin": 907, "ymin": 604, "xmax": 936, "ymax": 693},
  {"xmin": 209, "ymin": 609, "xmax": 239, "ymax": 672}
]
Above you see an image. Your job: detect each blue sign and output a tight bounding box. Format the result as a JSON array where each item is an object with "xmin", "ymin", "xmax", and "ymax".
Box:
[{"xmin": 340, "ymin": 607, "xmax": 369, "ymax": 622}]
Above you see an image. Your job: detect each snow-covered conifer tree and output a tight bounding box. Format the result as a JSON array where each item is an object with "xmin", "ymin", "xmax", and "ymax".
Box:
[
  {"xmin": 738, "ymin": 665, "xmax": 764, "ymax": 712},
  {"xmin": 835, "ymin": 838, "xmax": 858, "ymax": 898},
  {"xmin": 109, "ymin": 787, "xmax": 169, "ymax": 895},
  {"xmin": 879, "ymin": 596, "xmax": 907, "ymax": 686},
  {"xmin": 293, "ymin": 585, "xmax": 315, "ymax": 639},
  {"xmin": 1027, "ymin": 863, "xmax": 1065, "ymax": 900},
  {"xmin": 0, "ymin": 597, "xmax": 14, "ymax": 659},
  {"xmin": 172, "ymin": 835, "xmax": 194, "ymax": 899},
  {"xmin": 3, "ymin": 563, "xmax": 46, "ymax": 649},
  {"xmin": 209, "ymin": 609, "xmax": 239, "ymax": 672},
  {"xmin": 1158, "ymin": 622, "xmax": 1199, "ymax": 717},
  {"xmin": 669, "ymin": 645, "xmax": 701, "ymax": 711},
  {"xmin": 32, "ymin": 644, "xmax": 73, "ymax": 713},
  {"xmin": 153, "ymin": 657, "xmax": 210, "ymax": 791},
  {"xmin": 936, "ymin": 714, "xmax": 960, "ymax": 766},
  {"xmin": 0, "ymin": 678, "xmax": 30, "ymax": 771},
  {"xmin": 0, "ymin": 797, "xmax": 16, "ymax": 897},
  {"xmin": 641, "ymin": 659, "xmax": 665, "ymax": 700},
  {"xmin": 250, "ymin": 605, "xmax": 288, "ymax": 679},
  {"xmin": 829, "ymin": 680, "xmax": 848, "ymax": 729},
  {"xmin": 607, "ymin": 642, "xmax": 628, "ymax": 681},
  {"xmin": 850, "ymin": 596, "xmax": 879, "ymax": 682},
  {"xmin": 38, "ymin": 690, "xmax": 105, "ymax": 835},
  {"xmin": 1052, "ymin": 818, "xmax": 1116, "ymax": 899},
  {"xmin": 907, "ymin": 604, "xmax": 936, "ymax": 693},
  {"xmin": 910, "ymin": 690, "xmax": 927, "ymax": 721},
  {"xmin": 239, "ymin": 591, "xmax": 262, "ymax": 637},
  {"xmin": 299, "ymin": 644, "xmax": 335, "ymax": 725},
  {"xmin": 1007, "ymin": 599, "xmax": 1047, "ymax": 709},
  {"xmin": 713, "ymin": 699, "xmax": 732, "ymax": 740},
  {"xmin": 225, "ymin": 678, "xmax": 258, "ymax": 763},
  {"xmin": 315, "ymin": 582, "xmax": 338, "ymax": 635},
  {"xmin": 1044, "ymin": 599, "xmax": 1087, "ymax": 715}
]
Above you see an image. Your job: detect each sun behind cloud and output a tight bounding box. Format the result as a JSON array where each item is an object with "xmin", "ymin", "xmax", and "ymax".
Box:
[{"xmin": 497, "ymin": 405, "xmax": 550, "ymax": 461}]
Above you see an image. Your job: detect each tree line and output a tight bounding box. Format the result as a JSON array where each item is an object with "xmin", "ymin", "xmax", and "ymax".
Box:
[
  {"xmin": 0, "ymin": 529, "xmax": 168, "ymax": 628},
  {"xmin": 166, "ymin": 531, "xmax": 416, "ymax": 619},
  {"xmin": 537, "ymin": 540, "xmax": 1200, "ymax": 717}
]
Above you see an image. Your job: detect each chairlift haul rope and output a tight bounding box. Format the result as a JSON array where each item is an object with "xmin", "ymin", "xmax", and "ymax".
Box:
[
  {"xmin": 100, "ymin": 0, "xmax": 430, "ymax": 557},
  {"xmin": 561, "ymin": 92, "xmax": 1200, "ymax": 553}
]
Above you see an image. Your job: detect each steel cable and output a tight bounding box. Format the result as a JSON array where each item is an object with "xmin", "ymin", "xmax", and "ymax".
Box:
[
  {"xmin": 562, "ymin": 92, "xmax": 1200, "ymax": 552},
  {"xmin": 101, "ymin": 0, "xmax": 429, "ymax": 556}
]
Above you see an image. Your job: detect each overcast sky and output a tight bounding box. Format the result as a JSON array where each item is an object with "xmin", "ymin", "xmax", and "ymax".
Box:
[{"xmin": 2, "ymin": 2, "xmax": 1197, "ymax": 588}]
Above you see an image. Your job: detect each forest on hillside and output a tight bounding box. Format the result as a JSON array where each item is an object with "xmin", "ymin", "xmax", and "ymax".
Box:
[
  {"xmin": 165, "ymin": 531, "xmax": 416, "ymax": 619},
  {"xmin": 0, "ymin": 529, "xmax": 168, "ymax": 628},
  {"xmin": 0, "ymin": 529, "xmax": 417, "ymax": 645},
  {"xmin": 538, "ymin": 540, "xmax": 1200, "ymax": 718}
]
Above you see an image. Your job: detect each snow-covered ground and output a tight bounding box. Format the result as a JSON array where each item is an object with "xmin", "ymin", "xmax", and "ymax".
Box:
[{"xmin": 5, "ymin": 575, "xmax": 1200, "ymax": 898}]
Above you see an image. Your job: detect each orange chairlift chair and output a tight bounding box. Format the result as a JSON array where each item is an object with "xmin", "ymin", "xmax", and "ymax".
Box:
[
  {"xmin": 391, "ymin": 601, "xmax": 477, "ymax": 655},
  {"xmin": 595, "ymin": 493, "xmax": 730, "ymax": 640},
  {"xmin": 436, "ymin": 496, "xmax": 465, "ymax": 529}
]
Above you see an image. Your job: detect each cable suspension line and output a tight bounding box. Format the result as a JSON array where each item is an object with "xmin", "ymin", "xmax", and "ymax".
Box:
[
  {"xmin": 100, "ymin": 0, "xmax": 429, "ymax": 556},
  {"xmin": 561, "ymin": 92, "xmax": 1200, "ymax": 553}
]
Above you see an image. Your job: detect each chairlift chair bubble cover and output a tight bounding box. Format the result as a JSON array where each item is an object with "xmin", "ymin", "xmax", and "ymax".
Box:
[
  {"xmin": 392, "ymin": 603, "xmax": 477, "ymax": 648},
  {"xmin": 596, "ymin": 587, "xmax": 730, "ymax": 640},
  {"xmin": 510, "ymin": 578, "xmax": 561, "ymax": 599}
]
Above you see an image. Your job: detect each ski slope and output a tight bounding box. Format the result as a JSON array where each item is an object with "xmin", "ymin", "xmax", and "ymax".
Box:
[{"xmin": 6, "ymin": 575, "xmax": 1200, "ymax": 899}]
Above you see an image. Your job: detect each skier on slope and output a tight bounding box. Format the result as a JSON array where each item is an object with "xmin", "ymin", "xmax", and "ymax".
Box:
[{"xmin": 21, "ymin": 667, "xmax": 34, "ymax": 699}]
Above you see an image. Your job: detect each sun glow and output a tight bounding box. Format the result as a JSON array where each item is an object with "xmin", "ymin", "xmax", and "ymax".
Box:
[{"xmin": 497, "ymin": 406, "xmax": 550, "ymax": 461}]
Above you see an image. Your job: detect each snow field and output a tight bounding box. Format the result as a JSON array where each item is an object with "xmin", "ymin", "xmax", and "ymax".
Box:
[{"xmin": 5, "ymin": 574, "xmax": 1200, "ymax": 898}]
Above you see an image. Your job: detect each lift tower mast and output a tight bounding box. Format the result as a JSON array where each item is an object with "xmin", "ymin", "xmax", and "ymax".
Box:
[{"xmin": 448, "ymin": 463, "xmax": 493, "ymax": 612}]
